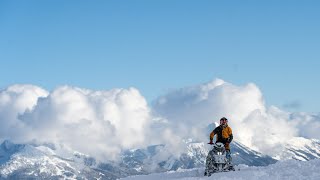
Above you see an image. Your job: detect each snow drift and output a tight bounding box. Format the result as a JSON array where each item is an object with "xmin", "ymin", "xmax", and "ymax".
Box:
[{"xmin": 122, "ymin": 158, "xmax": 320, "ymax": 180}]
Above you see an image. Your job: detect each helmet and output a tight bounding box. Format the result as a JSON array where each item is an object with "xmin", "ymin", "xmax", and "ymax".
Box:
[{"xmin": 220, "ymin": 117, "xmax": 228, "ymax": 121}]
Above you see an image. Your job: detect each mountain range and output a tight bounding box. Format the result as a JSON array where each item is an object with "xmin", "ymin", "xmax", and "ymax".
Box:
[{"xmin": 1, "ymin": 137, "xmax": 320, "ymax": 179}]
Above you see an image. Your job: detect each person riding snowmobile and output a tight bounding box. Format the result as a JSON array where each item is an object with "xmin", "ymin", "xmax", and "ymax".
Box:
[{"xmin": 209, "ymin": 117, "xmax": 233, "ymax": 162}]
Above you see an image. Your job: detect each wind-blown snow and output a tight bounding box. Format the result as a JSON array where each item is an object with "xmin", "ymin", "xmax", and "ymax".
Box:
[{"xmin": 122, "ymin": 159, "xmax": 320, "ymax": 180}]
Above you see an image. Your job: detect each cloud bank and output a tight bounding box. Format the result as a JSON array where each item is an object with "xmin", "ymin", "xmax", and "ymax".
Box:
[
  {"xmin": 0, "ymin": 85, "xmax": 152, "ymax": 160},
  {"xmin": 153, "ymin": 79, "xmax": 320, "ymax": 155},
  {"xmin": 0, "ymin": 79, "xmax": 319, "ymax": 160}
]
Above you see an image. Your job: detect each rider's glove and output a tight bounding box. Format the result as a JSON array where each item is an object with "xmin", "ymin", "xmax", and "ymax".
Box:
[{"xmin": 208, "ymin": 139, "xmax": 213, "ymax": 145}]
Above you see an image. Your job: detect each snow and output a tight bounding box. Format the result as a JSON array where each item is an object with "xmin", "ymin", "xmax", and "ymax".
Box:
[
  {"xmin": 1, "ymin": 139, "xmax": 320, "ymax": 179},
  {"xmin": 0, "ymin": 141, "xmax": 100, "ymax": 179},
  {"xmin": 277, "ymin": 137, "xmax": 320, "ymax": 161},
  {"xmin": 122, "ymin": 159, "xmax": 320, "ymax": 180}
]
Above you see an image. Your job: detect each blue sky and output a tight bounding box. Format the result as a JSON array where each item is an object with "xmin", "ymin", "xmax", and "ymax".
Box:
[{"xmin": 0, "ymin": 0, "xmax": 319, "ymax": 112}]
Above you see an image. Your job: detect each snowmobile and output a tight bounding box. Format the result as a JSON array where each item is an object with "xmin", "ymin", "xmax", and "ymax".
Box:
[{"xmin": 204, "ymin": 142, "xmax": 235, "ymax": 176}]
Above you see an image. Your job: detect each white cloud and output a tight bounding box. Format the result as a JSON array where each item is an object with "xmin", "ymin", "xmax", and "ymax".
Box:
[
  {"xmin": 0, "ymin": 85, "xmax": 48, "ymax": 141},
  {"xmin": 0, "ymin": 85, "xmax": 152, "ymax": 161},
  {"xmin": 289, "ymin": 112, "xmax": 320, "ymax": 139},
  {"xmin": 152, "ymin": 79, "xmax": 320, "ymax": 156},
  {"xmin": 153, "ymin": 79, "xmax": 266, "ymax": 127},
  {"xmin": 0, "ymin": 79, "xmax": 319, "ymax": 161}
]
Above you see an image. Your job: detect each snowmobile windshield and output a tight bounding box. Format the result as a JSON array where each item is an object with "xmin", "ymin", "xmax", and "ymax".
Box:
[{"xmin": 213, "ymin": 143, "xmax": 225, "ymax": 152}]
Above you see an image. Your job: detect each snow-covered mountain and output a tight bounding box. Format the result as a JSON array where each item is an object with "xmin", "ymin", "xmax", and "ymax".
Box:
[
  {"xmin": 0, "ymin": 137, "xmax": 319, "ymax": 179},
  {"xmin": 0, "ymin": 140, "xmax": 113, "ymax": 179},
  {"xmin": 120, "ymin": 140, "xmax": 276, "ymax": 173},
  {"xmin": 277, "ymin": 137, "xmax": 320, "ymax": 161},
  {"xmin": 121, "ymin": 158, "xmax": 320, "ymax": 180},
  {"xmin": 230, "ymin": 141, "xmax": 277, "ymax": 166}
]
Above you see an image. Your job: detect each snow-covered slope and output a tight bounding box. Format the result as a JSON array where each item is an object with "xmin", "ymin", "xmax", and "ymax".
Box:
[
  {"xmin": 0, "ymin": 140, "xmax": 116, "ymax": 179},
  {"xmin": 121, "ymin": 140, "xmax": 276, "ymax": 173},
  {"xmin": 276, "ymin": 137, "xmax": 320, "ymax": 161},
  {"xmin": 0, "ymin": 138, "xmax": 319, "ymax": 179},
  {"xmin": 122, "ymin": 158, "xmax": 320, "ymax": 180},
  {"xmin": 231, "ymin": 141, "xmax": 277, "ymax": 166}
]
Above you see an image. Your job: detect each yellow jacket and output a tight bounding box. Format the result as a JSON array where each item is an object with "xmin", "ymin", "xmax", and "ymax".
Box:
[{"xmin": 210, "ymin": 125, "xmax": 233, "ymax": 150}]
